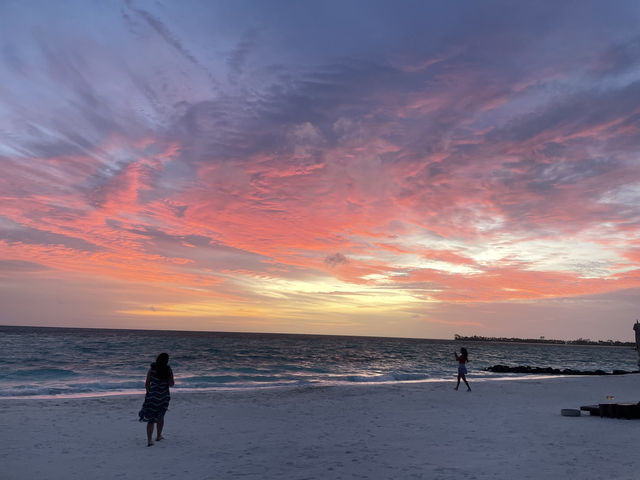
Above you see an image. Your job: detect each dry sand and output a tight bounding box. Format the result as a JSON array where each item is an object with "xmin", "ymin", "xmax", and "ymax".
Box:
[{"xmin": 1, "ymin": 375, "xmax": 638, "ymax": 479}]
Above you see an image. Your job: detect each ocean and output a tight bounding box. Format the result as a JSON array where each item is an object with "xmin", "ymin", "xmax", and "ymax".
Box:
[{"xmin": 0, "ymin": 326, "xmax": 637, "ymax": 399}]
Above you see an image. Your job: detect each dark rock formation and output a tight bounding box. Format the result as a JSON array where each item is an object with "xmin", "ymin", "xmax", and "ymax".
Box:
[{"xmin": 485, "ymin": 365, "xmax": 639, "ymax": 376}]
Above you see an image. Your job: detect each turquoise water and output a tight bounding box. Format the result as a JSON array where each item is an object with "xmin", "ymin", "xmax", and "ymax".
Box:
[{"xmin": 0, "ymin": 326, "xmax": 637, "ymax": 398}]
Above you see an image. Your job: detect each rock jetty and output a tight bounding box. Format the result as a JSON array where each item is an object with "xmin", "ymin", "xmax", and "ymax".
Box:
[{"xmin": 485, "ymin": 365, "xmax": 639, "ymax": 376}]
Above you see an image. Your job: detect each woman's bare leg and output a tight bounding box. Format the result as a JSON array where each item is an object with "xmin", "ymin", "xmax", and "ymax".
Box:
[
  {"xmin": 455, "ymin": 373, "xmax": 461, "ymax": 390},
  {"xmin": 156, "ymin": 419, "xmax": 164, "ymax": 440},
  {"xmin": 146, "ymin": 422, "xmax": 154, "ymax": 446},
  {"xmin": 461, "ymin": 374, "xmax": 471, "ymax": 391}
]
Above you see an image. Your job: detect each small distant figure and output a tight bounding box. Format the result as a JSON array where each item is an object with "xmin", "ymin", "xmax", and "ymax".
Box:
[
  {"xmin": 139, "ymin": 352, "xmax": 175, "ymax": 446},
  {"xmin": 454, "ymin": 347, "xmax": 471, "ymax": 392}
]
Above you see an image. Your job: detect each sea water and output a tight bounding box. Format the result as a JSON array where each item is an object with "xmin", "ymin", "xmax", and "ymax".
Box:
[{"xmin": 0, "ymin": 326, "xmax": 637, "ymax": 398}]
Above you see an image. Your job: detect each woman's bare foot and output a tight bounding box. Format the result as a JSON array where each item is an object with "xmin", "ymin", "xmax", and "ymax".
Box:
[
  {"xmin": 147, "ymin": 441, "xmax": 154, "ymax": 447},
  {"xmin": 156, "ymin": 435, "xmax": 164, "ymax": 441}
]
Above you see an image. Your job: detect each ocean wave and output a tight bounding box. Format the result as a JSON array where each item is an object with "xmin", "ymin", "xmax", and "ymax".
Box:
[
  {"xmin": 343, "ymin": 372, "xmax": 432, "ymax": 383},
  {"xmin": 0, "ymin": 379, "xmax": 143, "ymax": 398},
  {"xmin": 181, "ymin": 374, "xmax": 295, "ymax": 384},
  {"xmin": 0, "ymin": 368, "xmax": 78, "ymax": 380}
]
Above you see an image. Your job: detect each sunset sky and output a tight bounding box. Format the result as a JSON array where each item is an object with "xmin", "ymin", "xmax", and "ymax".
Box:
[{"xmin": 2, "ymin": 0, "xmax": 640, "ymax": 340}]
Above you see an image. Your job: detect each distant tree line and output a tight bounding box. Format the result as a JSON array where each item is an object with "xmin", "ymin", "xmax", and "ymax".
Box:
[{"xmin": 453, "ymin": 334, "xmax": 635, "ymax": 347}]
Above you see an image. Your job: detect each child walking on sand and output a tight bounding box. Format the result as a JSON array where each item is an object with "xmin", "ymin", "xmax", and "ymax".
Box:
[{"xmin": 454, "ymin": 347, "xmax": 471, "ymax": 391}]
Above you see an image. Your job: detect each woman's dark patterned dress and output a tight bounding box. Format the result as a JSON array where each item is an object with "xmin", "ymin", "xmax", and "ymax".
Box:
[{"xmin": 138, "ymin": 364, "xmax": 172, "ymax": 423}]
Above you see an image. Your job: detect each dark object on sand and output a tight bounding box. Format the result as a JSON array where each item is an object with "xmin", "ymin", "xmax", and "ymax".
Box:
[
  {"xmin": 485, "ymin": 365, "xmax": 639, "ymax": 376},
  {"xmin": 634, "ymin": 320, "xmax": 640, "ymax": 367},
  {"xmin": 580, "ymin": 403, "xmax": 640, "ymax": 419},
  {"xmin": 560, "ymin": 408, "xmax": 581, "ymax": 417},
  {"xmin": 580, "ymin": 405, "xmax": 601, "ymax": 416}
]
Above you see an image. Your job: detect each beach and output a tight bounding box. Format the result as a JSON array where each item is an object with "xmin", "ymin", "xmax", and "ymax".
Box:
[{"xmin": 2, "ymin": 375, "xmax": 638, "ymax": 480}]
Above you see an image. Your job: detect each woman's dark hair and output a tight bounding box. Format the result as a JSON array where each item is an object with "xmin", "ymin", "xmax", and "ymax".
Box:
[
  {"xmin": 153, "ymin": 352, "xmax": 170, "ymax": 380},
  {"xmin": 460, "ymin": 347, "xmax": 468, "ymax": 360}
]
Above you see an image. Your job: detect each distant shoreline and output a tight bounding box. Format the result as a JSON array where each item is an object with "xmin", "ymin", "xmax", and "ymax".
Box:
[
  {"xmin": 1, "ymin": 325, "xmax": 635, "ymax": 345},
  {"xmin": 454, "ymin": 334, "xmax": 635, "ymax": 347}
]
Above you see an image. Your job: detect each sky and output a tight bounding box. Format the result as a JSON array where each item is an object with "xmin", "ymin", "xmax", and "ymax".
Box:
[{"xmin": 1, "ymin": 0, "xmax": 640, "ymax": 340}]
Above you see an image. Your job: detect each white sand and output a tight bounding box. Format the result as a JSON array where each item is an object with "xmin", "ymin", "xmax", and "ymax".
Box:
[{"xmin": 1, "ymin": 375, "xmax": 638, "ymax": 480}]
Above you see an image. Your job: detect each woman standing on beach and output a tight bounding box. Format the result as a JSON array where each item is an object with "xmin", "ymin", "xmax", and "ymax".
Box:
[
  {"xmin": 454, "ymin": 347, "xmax": 471, "ymax": 391},
  {"xmin": 139, "ymin": 352, "xmax": 175, "ymax": 446}
]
